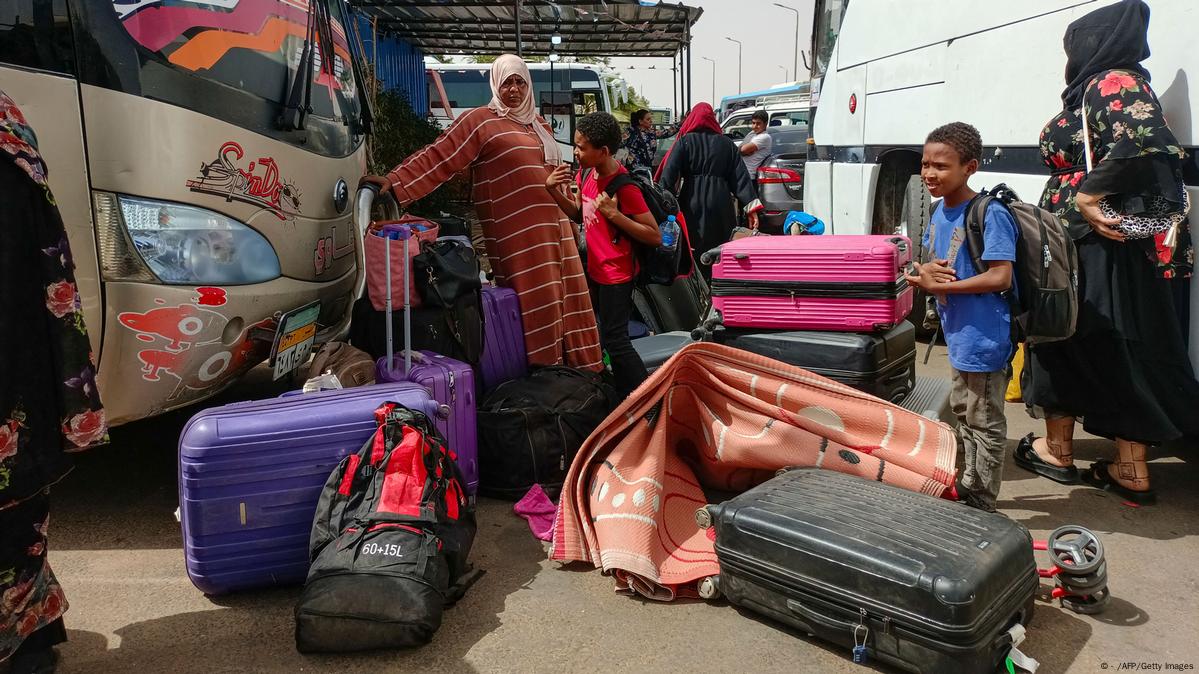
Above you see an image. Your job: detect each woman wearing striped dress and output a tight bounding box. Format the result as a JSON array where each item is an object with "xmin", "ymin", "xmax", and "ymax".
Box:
[{"xmin": 362, "ymin": 55, "xmax": 603, "ymax": 372}]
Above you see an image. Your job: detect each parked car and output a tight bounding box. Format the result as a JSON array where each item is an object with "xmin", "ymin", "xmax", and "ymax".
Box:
[
  {"xmin": 650, "ymin": 123, "xmax": 807, "ymax": 234},
  {"xmin": 753, "ymin": 125, "xmax": 808, "ymax": 232}
]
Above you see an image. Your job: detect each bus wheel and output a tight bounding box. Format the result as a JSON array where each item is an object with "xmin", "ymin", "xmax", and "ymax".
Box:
[{"xmin": 899, "ymin": 175, "xmax": 934, "ymax": 338}]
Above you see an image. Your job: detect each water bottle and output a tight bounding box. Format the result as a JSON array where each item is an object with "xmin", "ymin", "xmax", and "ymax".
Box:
[{"xmin": 660, "ymin": 215, "xmax": 679, "ymax": 251}]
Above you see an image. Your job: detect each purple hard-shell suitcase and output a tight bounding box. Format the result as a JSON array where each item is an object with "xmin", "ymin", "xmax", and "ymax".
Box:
[
  {"xmin": 178, "ymin": 382, "xmax": 443, "ymax": 595},
  {"xmin": 480, "ymin": 285, "xmax": 528, "ymax": 391},
  {"xmin": 372, "ymin": 228, "xmax": 480, "ymax": 495},
  {"xmin": 376, "ymin": 351, "xmax": 478, "ymax": 495}
]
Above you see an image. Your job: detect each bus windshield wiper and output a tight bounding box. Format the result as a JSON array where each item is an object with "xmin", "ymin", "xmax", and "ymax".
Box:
[
  {"xmin": 279, "ymin": 0, "xmax": 317, "ymax": 131},
  {"xmin": 281, "ymin": 0, "xmax": 336, "ymax": 131}
]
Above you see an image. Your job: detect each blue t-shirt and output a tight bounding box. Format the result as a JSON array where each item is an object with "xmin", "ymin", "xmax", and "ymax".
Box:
[{"xmin": 923, "ymin": 198, "xmax": 1018, "ymax": 373}]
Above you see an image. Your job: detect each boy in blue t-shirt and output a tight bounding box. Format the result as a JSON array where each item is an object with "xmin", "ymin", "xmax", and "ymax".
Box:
[{"xmin": 905, "ymin": 122, "xmax": 1019, "ymax": 513}]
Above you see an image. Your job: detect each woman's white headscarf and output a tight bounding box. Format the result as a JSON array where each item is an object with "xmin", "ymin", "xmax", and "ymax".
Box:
[{"xmin": 487, "ymin": 54, "xmax": 562, "ymax": 166}]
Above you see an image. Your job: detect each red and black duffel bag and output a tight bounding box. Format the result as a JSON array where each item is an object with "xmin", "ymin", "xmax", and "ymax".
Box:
[{"xmin": 295, "ymin": 402, "xmax": 479, "ymax": 653}]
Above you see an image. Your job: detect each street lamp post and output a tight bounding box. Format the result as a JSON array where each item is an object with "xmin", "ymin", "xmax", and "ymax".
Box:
[
  {"xmin": 701, "ymin": 56, "xmax": 716, "ymax": 103},
  {"xmin": 724, "ymin": 36, "xmax": 742, "ymax": 94},
  {"xmin": 777, "ymin": 64, "xmax": 789, "ymax": 82},
  {"xmin": 773, "ymin": 3, "xmax": 800, "ymax": 83}
]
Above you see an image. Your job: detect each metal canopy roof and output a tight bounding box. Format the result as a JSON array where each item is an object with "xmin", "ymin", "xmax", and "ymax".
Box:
[{"xmin": 350, "ymin": 0, "xmax": 703, "ymax": 58}]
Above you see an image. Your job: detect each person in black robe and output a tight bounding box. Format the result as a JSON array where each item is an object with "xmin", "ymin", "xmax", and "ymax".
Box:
[
  {"xmin": 657, "ymin": 103, "xmax": 763, "ymax": 271},
  {"xmin": 1014, "ymin": 0, "xmax": 1199, "ymax": 505}
]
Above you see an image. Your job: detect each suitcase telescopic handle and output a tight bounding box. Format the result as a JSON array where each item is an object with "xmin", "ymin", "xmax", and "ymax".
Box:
[{"xmin": 785, "ymin": 599, "xmax": 860, "ymax": 633}]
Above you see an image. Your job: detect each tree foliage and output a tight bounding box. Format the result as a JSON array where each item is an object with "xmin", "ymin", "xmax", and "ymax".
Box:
[{"xmin": 367, "ymin": 90, "xmax": 468, "ymax": 213}]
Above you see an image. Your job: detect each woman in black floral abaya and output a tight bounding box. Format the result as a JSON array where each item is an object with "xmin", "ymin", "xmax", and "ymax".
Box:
[
  {"xmin": 1014, "ymin": 0, "xmax": 1199, "ymax": 505},
  {"xmin": 0, "ymin": 90, "xmax": 107, "ymax": 673}
]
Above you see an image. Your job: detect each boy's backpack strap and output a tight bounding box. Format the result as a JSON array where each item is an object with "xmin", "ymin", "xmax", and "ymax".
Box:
[
  {"xmin": 962, "ymin": 193, "xmax": 992, "ymax": 276},
  {"xmin": 602, "ymin": 172, "xmax": 635, "ymax": 199}
]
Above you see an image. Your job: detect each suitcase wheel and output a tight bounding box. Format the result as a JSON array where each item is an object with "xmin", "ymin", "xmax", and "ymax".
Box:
[
  {"xmin": 694, "ymin": 506, "xmax": 713, "ymax": 530},
  {"xmin": 697, "ymin": 575, "xmax": 721, "ymax": 600}
]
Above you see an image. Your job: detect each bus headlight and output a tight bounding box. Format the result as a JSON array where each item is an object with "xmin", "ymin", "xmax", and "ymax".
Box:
[{"xmin": 95, "ymin": 192, "xmax": 282, "ymax": 285}]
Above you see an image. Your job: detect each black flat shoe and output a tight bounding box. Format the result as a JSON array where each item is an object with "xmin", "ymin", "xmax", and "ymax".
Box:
[
  {"xmin": 1013, "ymin": 433, "xmax": 1079, "ymax": 485},
  {"xmin": 1081, "ymin": 460, "xmax": 1157, "ymax": 505}
]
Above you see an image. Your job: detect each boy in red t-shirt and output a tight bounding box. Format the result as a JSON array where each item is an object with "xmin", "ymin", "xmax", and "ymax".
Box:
[{"xmin": 546, "ymin": 112, "xmax": 661, "ymax": 398}]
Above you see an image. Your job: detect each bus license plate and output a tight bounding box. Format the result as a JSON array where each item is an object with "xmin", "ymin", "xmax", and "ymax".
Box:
[{"xmin": 270, "ymin": 301, "xmax": 320, "ymax": 380}]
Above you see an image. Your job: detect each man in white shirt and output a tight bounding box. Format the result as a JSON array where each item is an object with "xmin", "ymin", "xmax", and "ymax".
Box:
[{"xmin": 739, "ymin": 110, "xmax": 773, "ymax": 179}]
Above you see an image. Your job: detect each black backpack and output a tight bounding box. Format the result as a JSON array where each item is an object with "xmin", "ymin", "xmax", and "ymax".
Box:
[
  {"xmin": 477, "ymin": 366, "xmax": 617, "ymax": 500},
  {"xmin": 584, "ymin": 167, "xmax": 694, "ymax": 286},
  {"xmin": 295, "ymin": 403, "xmax": 479, "ymax": 653},
  {"xmin": 961, "ymin": 184, "xmax": 1079, "ymax": 343}
]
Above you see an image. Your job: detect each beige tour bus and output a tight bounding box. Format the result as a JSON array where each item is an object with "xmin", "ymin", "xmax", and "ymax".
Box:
[{"xmin": 1, "ymin": 0, "xmax": 369, "ymax": 424}]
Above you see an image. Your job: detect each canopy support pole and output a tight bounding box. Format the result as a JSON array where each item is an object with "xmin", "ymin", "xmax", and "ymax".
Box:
[{"xmin": 515, "ymin": 0, "xmax": 523, "ymax": 56}]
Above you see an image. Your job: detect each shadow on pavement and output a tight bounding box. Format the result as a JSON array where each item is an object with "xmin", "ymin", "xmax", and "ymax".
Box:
[{"xmin": 58, "ymin": 500, "xmax": 546, "ymax": 673}]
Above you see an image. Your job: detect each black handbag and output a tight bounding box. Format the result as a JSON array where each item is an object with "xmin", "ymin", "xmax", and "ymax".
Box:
[{"xmin": 414, "ymin": 238, "xmax": 482, "ymax": 308}]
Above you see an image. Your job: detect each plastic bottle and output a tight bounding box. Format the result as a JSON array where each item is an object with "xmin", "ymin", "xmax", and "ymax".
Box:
[{"xmin": 659, "ymin": 215, "xmax": 679, "ymax": 251}]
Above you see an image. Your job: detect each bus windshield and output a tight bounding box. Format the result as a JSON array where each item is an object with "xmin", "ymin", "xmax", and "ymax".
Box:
[
  {"xmin": 812, "ymin": 0, "xmax": 849, "ymax": 80},
  {"xmin": 74, "ymin": 0, "xmax": 363, "ymax": 157}
]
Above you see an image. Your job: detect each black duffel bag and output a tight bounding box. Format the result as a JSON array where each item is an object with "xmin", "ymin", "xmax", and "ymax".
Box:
[
  {"xmin": 295, "ymin": 403, "xmax": 478, "ymax": 653},
  {"xmin": 477, "ymin": 367, "xmax": 617, "ymax": 500}
]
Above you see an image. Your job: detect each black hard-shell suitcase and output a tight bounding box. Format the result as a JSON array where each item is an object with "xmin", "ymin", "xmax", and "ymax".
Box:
[
  {"xmin": 702, "ymin": 469, "xmax": 1036, "ymax": 674},
  {"xmin": 631, "ymin": 331, "xmax": 694, "ymax": 373},
  {"xmin": 632, "ymin": 267, "xmax": 709, "ymax": 334},
  {"xmin": 711, "ymin": 322, "xmax": 916, "ymax": 403}
]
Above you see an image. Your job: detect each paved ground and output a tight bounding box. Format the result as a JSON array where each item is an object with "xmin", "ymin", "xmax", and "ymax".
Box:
[{"xmin": 44, "ymin": 338, "xmax": 1199, "ymax": 673}]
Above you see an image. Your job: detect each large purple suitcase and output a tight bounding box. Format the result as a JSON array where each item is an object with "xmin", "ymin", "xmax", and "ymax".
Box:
[
  {"xmin": 480, "ymin": 285, "xmax": 528, "ymax": 391},
  {"xmin": 178, "ymin": 382, "xmax": 442, "ymax": 595},
  {"xmin": 377, "ymin": 351, "xmax": 478, "ymax": 495}
]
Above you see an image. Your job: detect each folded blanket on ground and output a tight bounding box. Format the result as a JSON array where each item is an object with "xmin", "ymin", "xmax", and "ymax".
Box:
[{"xmin": 550, "ymin": 342, "xmax": 957, "ymax": 601}]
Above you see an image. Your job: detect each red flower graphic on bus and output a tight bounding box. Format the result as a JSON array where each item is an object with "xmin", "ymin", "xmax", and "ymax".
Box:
[{"xmin": 186, "ymin": 141, "xmax": 301, "ymax": 220}]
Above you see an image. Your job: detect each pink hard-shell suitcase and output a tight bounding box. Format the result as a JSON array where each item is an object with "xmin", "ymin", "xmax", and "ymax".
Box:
[
  {"xmin": 479, "ymin": 285, "xmax": 528, "ymax": 392},
  {"xmin": 709, "ymin": 235, "xmax": 914, "ymax": 332}
]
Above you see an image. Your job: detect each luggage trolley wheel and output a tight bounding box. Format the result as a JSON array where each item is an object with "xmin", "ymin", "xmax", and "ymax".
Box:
[
  {"xmin": 1055, "ymin": 562, "xmax": 1108, "ymax": 592},
  {"xmin": 1047, "ymin": 525, "xmax": 1104, "ymax": 575},
  {"xmin": 1060, "ymin": 586, "xmax": 1111, "ymax": 615},
  {"xmin": 697, "ymin": 575, "xmax": 721, "ymax": 600},
  {"xmin": 695, "ymin": 506, "xmax": 713, "ymax": 530}
]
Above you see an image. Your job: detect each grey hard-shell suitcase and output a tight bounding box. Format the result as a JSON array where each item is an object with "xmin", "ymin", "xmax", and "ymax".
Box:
[{"xmin": 700, "ymin": 469, "xmax": 1036, "ymax": 674}]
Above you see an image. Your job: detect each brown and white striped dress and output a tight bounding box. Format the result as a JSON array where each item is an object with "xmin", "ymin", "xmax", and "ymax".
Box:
[{"xmin": 387, "ymin": 107, "xmax": 604, "ymax": 372}]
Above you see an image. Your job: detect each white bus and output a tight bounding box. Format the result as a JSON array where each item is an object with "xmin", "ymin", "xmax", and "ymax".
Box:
[
  {"xmin": 803, "ymin": 0, "xmax": 1199, "ymax": 362},
  {"xmin": 427, "ymin": 62, "xmax": 612, "ymax": 159}
]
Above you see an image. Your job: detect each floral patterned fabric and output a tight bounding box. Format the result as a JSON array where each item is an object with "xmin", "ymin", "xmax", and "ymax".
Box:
[
  {"xmin": 622, "ymin": 125, "xmax": 676, "ymax": 170},
  {"xmin": 1038, "ymin": 69, "xmax": 1193, "ymax": 278},
  {"xmin": 1, "ymin": 89, "xmax": 106, "ymax": 659},
  {"xmin": 0, "ymin": 494, "xmax": 66, "ymax": 660}
]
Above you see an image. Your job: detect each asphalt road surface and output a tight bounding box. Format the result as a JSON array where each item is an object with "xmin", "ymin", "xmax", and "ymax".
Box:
[{"xmin": 43, "ymin": 338, "xmax": 1199, "ymax": 673}]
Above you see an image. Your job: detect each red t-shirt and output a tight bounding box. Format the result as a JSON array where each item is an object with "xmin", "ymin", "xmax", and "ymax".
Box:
[{"xmin": 578, "ymin": 166, "xmax": 651, "ymax": 285}]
